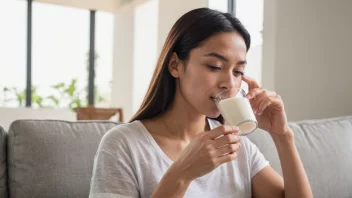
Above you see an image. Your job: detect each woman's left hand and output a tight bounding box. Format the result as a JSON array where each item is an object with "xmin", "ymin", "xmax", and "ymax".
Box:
[{"xmin": 242, "ymin": 75, "xmax": 290, "ymax": 136}]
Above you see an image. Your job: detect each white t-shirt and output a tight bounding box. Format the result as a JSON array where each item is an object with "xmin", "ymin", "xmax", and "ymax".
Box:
[{"xmin": 89, "ymin": 119, "xmax": 269, "ymax": 198}]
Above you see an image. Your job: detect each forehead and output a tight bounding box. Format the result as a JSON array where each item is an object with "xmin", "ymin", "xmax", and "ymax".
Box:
[{"xmin": 191, "ymin": 32, "xmax": 247, "ymax": 60}]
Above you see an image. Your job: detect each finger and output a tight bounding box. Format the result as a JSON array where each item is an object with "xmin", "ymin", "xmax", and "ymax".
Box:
[
  {"xmin": 213, "ymin": 134, "xmax": 241, "ymax": 148},
  {"xmin": 217, "ymin": 152, "xmax": 238, "ymax": 164},
  {"xmin": 257, "ymin": 97, "xmax": 273, "ymax": 115},
  {"xmin": 258, "ymin": 95, "xmax": 285, "ymax": 114},
  {"xmin": 242, "ymin": 75, "xmax": 260, "ymax": 90},
  {"xmin": 207, "ymin": 125, "xmax": 239, "ymax": 139},
  {"xmin": 216, "ymin": 142, "xmax": 241, "ymax": 156},
  {"xmin": 246, "ymin": 88, "xmax": 265, "ymax": 100},
  {"xmin": 250, "ymin": 90, "xmax": 277, "ymax": 111}
]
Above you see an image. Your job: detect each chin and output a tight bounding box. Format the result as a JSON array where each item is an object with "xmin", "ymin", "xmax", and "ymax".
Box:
[
  {"xmin": 196, "ymin": 99, "xmax": 221, "ymax": 119},
  {"xmin": 201, "ymin": 102, "xmax": 221, "ymax": 118},
  {"xmin": 204, "ymin": 110, "xmax": 221, "ymax": 119}
]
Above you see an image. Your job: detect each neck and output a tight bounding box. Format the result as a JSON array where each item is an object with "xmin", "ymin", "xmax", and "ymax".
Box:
[{"xmin": 160, "ymin": 90, "xmax": 209, "ymax": 141}]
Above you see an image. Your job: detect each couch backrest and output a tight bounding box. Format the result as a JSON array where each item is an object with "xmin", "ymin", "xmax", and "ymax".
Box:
[
  {"xmin": 247, "ymin": 116, "xmax": 352, "ymax": 198},
  {"xmin": 0, "ymin": 126, "xmax": 7, "ymax": 198},
  {"xmin": 7, "ymin": 120, "xmax": 119, "ymax": 198}
]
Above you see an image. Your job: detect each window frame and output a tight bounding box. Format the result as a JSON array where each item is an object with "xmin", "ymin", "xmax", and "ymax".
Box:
[{"xmin": 25, "ymin": 0, "xmax": 97, "ymax": 107}]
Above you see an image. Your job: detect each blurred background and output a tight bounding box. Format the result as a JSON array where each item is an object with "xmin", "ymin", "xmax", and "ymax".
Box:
[{"xmin": 0, "ymin": 0, "xmax": 351, "ymax": 130}]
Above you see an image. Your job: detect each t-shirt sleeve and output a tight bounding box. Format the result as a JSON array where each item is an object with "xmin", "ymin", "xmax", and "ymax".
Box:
[
  {"xmin": 89, "ymin": 127, "xmax": 139, "ymax": 198},
  {"xmin": 242, "ymin": 137, "xmax": 270, "ymax": 179}
]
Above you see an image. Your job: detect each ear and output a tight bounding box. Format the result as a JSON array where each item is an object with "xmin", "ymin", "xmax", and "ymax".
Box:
[{"xmin": 168, "ymin": 52, "xmax": 182, "ymax": 78}]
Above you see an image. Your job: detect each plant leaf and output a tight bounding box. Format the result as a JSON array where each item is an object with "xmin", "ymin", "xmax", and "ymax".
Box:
[
  {"xmin": 33, "ymin": 95, "xmax": 43, "ymax": 105},
  {"xmin": 98, "ymin": 96, "xmax": 105, "ymax": 102},
  {"xmin": 47, "ymin": 95, "xmax": 59, "ymax": 105},
  {"xmin": 65, "ymin": 79, "xmax": 77, "ymax": 97},
  {"xmin": 69, "ymin": 98, "xmax": 82, "ymax": 111},
  {"xmin": 52, "ymin": 82, "xmax": 65, "ymax": 89}
]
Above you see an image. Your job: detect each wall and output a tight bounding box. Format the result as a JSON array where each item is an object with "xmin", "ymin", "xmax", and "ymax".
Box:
[
  {"xmin": 0, "ymin": 108, "xmax": 76, "ymax": 131},
  {"xmin": 262, "ymin": 0, "xmax": 352, "ymax": 121},
  {"xmin": 111, "ymin": 3, "xmax": 135, "ymax": 121},
  {"xmin": 133, "ymin": 0, "xmax": 158, "ymax": 114}
]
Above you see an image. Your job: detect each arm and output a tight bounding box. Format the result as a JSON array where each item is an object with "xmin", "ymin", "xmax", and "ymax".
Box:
[
  {"xmin": 242, "ymin": 75, "xmax": 312, "ymax": 198},
  {"xmin": 271, "ymin": 129, "xmax": 312, "ymax": 198},
  {"xmin": 251, "ymin": 130, "xmax": 312, "ymax": 198}
]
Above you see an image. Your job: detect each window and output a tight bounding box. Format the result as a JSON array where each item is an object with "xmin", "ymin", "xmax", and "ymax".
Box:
[
  {"xmin": 0, "ymin": 0, "xmax": 27, "ymax": 107},
  {"xmin": 209, "ymin": 0, "xmax": 264, "ymax": 88},
  {"xmin": 236, "ymin": 0, "xmax": 264, "ymax": 47},
  {"xmin": 236, "ymin": 0, "xmax": 264, "ymax": 86},
  {"xmin": 208, "ymin": 0, "xmax": 228, "ymax": 13},
  {"xmin": 1, "ymin": 1, "xmax": 114, "ymax": 109},
  {"xmin": 31, "ymin": 3, "xmax": 89, "ymax": 109},
  {"xmin": 95, "ymin": 11, "xmax": 114, "ymax": 107}
]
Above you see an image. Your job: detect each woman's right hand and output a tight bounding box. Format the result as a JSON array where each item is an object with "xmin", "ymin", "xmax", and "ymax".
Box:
[{"xmin": 172, "ymin": 125, "xmax": 241, "ymax": 181}]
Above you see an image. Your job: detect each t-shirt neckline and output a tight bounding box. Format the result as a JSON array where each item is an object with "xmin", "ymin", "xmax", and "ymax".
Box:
[{"xmin": 135, "ymin": 119, "xmax": 219, "ymax": 166}]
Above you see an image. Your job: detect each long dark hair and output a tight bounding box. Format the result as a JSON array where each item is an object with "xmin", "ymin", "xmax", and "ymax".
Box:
[{"xmin": 130, "ymin": 8, "xmax": 250, "ymax": 123}]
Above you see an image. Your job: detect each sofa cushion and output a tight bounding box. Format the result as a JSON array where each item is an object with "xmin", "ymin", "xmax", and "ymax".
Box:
[
  {"xmin": 0, "ymin": 126, "xmax": 7, "ymax": 198},
  {"xmin": 7, "ymin": 119, "xmax": 119, "ymax": 198},
  {"xmin": 247, "ymin": 116, "xmax": 352, "ymax": 198}
]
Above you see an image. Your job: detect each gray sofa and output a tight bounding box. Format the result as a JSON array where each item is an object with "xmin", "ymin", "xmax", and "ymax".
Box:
[{"xmin": 0, "ymin": 116, "xmax": 351, "ymax": 198}]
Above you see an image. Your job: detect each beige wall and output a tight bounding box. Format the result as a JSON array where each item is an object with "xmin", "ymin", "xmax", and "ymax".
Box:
[
  {"xmin": 111, "ymin": 4, "xmax": 135, "ymax": 121},
  {"xmin": 262, "ymin": 0, "xmax": 352, "ymax": 121}
]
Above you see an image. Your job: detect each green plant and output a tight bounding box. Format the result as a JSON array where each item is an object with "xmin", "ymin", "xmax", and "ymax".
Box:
[
  {"xmin": 3, "ymin": 80, "xmax": 106, "ymax": 110},
  {"xmin": 3, "ymin": 86, "xmax": 44, "ymax": 107},
  {"xmin": 2, "ymin": 51, "xmax": 107, "ymax": 110},
  {"xmin": 48, "ymin": 79, "xmax": 85, "ymax": 110}
]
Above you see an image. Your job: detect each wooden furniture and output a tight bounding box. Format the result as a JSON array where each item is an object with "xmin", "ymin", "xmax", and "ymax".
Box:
[{"xmin": 75, "ymin": 106, "xmax": 124, "ymax": 122}]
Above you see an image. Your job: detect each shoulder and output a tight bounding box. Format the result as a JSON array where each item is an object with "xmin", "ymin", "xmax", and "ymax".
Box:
[
  {"xmin": 99, "ymin": 121, "xmax": 146, "ymax": 150},
  {"xmin": 105, "ymin": 121, "xmax": 144, "ymax": 138}
]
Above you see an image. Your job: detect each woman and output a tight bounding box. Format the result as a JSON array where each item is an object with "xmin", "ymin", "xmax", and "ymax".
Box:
[{"xmin": 89, "ymin": 8, "xmax": 312, "ymax": 198}]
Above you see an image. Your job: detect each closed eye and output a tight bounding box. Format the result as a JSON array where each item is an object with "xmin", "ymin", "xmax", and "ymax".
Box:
[
  {"xmin": 234, "ymin": 71, "xmax": 244, "ymax": 77},
  {"xmin": 207, "ymin": 65, "xmax": 221, "ymax": 71},
  {"xmin": 207, "ymin": 65, "xmax": 244, "ymax": 77}
]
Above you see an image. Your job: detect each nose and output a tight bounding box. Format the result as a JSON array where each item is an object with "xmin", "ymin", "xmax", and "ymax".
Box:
[{"xmin": 219, "ymin": 72, "xmax": 239, "ymax": 90}]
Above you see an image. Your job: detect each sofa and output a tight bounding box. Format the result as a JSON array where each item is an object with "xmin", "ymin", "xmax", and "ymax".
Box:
[{"xmin": 0, "ymin": 116, "xmax": 351, "ymax": 198}]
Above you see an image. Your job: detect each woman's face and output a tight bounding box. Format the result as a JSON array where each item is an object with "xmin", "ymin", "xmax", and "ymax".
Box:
[{"xmin": 176, "ymin": 32, "xmax": 247, "ymax": 118}]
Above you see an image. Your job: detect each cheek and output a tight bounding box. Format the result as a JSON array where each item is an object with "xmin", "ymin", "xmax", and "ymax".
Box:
[
  {"xmin": 179, "ymin": 73, "xmax": 221, "ymax": 117},
  {"xmin": 179, "ymin": 65, "xmax": 218, "ymax": 104},
  {"xmin": 185, "ymin": 76, "xmax": 219, "ymax": 106},
  {"xmin": 184, "ymin": 72, "xmax": 214, "ymax": 96}
]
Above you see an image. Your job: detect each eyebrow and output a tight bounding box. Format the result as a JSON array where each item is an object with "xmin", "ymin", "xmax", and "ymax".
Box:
[{"xmin": 204, "ymin": 52, "xmax": 247, "ymax": 65}]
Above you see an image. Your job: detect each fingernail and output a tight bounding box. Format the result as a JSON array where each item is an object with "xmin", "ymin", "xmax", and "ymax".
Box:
[
  {"xmin": 233, "ymin": 126, "xmax": 239, "ymax": 131},
  {"xmin": 258, "ymin": 111, "xmax": 262, "ymax": 115},
  {"xmin": 246, "ymin": 95, "xmax": 252, "ymax": 99}
]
